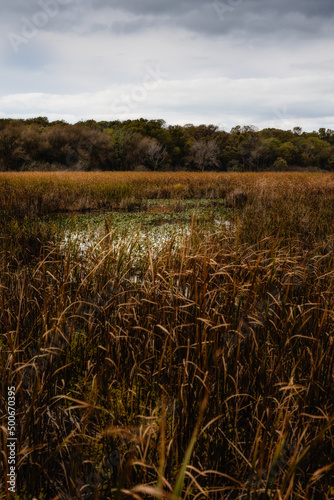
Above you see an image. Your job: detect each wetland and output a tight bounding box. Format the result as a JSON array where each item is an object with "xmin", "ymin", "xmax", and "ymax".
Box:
[{"xmin": 1, "ymin": 172, "xmax": 334, "ymax": 499}]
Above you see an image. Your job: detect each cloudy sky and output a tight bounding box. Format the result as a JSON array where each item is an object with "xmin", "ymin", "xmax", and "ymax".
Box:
[{"xmin": 1, "ymin": 0, "xmax": 334, "ymax": 131}]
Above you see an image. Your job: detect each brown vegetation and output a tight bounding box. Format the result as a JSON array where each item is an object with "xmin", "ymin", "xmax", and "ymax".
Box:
[
  {"xmin": 1, "ymin": 118, "xmax": 334, "ymax": 172},
  {"xmin": 1, "ymin": 172, "xmax": 334, "ymax": 499}
]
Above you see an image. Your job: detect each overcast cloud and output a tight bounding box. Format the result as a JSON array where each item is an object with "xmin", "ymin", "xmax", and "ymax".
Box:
[{"xmin": 1, "ymin": 0, "xmax": 334, "ymax": 130}]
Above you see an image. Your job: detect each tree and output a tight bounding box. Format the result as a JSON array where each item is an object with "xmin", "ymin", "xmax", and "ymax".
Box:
[
  {"xmin": 295, "ymin": 136, "xmax": 330, "ymax": 168},
  {"xmin": 0, "ymin": 123, "xmax": 27, "ymax": 171},
  {"xmin": 230, "ymin": 125, "xmax": 241, "ymax": 135},
  {"xmin": 187, "ymin": 139, "xmax": 221, "ymax": 171},
  {"xmin": 272, "ymin": 157, "xmax": 288, "ymax": 171},
  {"xmin": 318, "ymin": 128, "xmax": 334, "ymax": 145},
  {"xmin": 277, "ymin": 142, "xmax": 298, "ymax": 165},
  {"xmin": 167, "ymin": 125, "xmax": 189, "ymax": 169},
  {"xmin": 293, "ymin": 126, "xmax": 302, "ymax": 136},
  {"xmin": 107, "ymin": 129, "xmax": 141, "ymax": 171},
  {"xmin": 137, "ymin": 137, "xmax": 168, "ymax": 171},
  {"xmin": 24, "ymin": 116, "xmax": 49, "ymax": 128}
]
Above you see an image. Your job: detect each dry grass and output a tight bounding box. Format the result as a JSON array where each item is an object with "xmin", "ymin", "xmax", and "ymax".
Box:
[
  {"xmin": 2, "ymin": 170, "xmax": 334, "ymax": 216},
  {"xmin": 1, "ymin": 172, "xmax": 334, "ymax": 499}
]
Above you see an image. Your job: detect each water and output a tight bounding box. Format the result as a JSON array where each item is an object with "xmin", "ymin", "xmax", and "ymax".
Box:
[{"xmin": 52, "ymin": 199, "xmax": 233, "ymax": 260}]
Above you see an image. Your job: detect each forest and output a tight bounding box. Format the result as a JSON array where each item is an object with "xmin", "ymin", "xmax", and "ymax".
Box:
[{"xmin": 1, "ymin": 116, "xmax": 334, "ymax": 172}]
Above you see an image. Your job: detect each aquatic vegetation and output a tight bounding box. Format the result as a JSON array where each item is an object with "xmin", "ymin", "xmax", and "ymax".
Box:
[
  {"xmin": 1, "ymin": 172, "xmax": 334, "ymax": 499},
  {"xmin": 56, "ymin": 200, "xmax": 231, "ymax": 264}
]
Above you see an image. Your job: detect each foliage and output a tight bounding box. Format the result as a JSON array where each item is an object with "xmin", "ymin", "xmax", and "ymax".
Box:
[
  {"xmin": 0, "ymin": 118, "xmax": 334, "ymax": 171},
  {"xmin": 273, "ymin": 157, "xmax": 289, "ymax": 171}
]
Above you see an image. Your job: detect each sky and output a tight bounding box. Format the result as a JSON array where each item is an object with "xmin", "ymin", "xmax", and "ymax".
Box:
[{"xmin": 1, "ymin": 0, "xmax": 334, "ymax": 131}]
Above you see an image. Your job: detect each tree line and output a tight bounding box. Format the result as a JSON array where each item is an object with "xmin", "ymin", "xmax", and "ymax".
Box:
[{"xmin": 1, "ymin": 116, "xmax": 334, "ymax": 172}]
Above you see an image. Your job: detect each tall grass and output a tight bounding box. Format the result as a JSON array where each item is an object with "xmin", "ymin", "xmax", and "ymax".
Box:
[
  {"xmin": 0, "ymin": 171, "xmax": 231, "ymax": 217},
  {"xmin": 1, "ymin": 172, "xmax": 334, "ymax": 499}
]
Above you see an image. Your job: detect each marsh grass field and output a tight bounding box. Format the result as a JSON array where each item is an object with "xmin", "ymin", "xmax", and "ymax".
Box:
[{"xmin": 1, "ymin": 172, "xmax": 334, "ymax": 499}]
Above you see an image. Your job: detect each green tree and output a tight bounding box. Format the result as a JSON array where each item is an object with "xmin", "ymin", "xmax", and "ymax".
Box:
[
  {"xmin": 272, "ymin": 157, "xmax": 288, "ymax": 171},
  {"xmin": 277, "ymin": 142, "xmax": 298, "ymax": 165},
  {"xmin": 0, "ymin": 123, "xmax": 27, "ymax": 170}
]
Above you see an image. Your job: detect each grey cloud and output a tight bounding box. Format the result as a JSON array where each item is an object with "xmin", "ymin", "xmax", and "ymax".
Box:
[
  {"xmin": 109, "ymin": 18, "xmax": 160, "ymax": 35},
  {"xmin": 1, "ymin": 0, "xmax": 334, "ymax": 130},
  {"xmin": 3, "ymin": 0, "xmax": 83, "ymax": 35},
  {"xmin": 79, "ymin": 0, "xmax": 334, "ymax": 44},
  {"xmin": 4, "ymin": 42, "xmax": 52, "ymax": 70},
  {"xmin": 3, "ymin": 0, "xmax": 334, "ymax": 39},
  {"xmin": 91, "ymin": 0, "xmax": 204, "ymax": 16},
  {"xmin": 90, "ymin": 0, "xmax": 334, "ymax": 19},
  {"xmin": 87, "ymin": 16, "xmax": 166, "ymax": 36},
  {"xmin": 291, "ymin": 59, "xmax": 334, "ymax": 72},
  {"xmin": 177, "ymin": 0, "xmax": 334, "ymax": 40}
]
